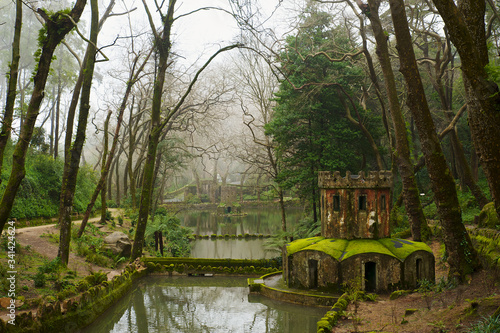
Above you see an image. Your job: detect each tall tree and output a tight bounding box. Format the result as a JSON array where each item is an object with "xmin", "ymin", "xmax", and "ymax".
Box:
[
  {"xmin": 0, "ymin": 0, "xmax": 21, "ymax": 182},
  {"xmin": 0, "ymin": 0, "xmax": 87, "ymax": 233},
  {"xmin": 362, "ymin": 0, "xmax": 430, "ymax": 241},
  {"xmin": 100, "ymin": 111, "xmax": 112, "ymax": 224},
  {"xmin": 432, "ymin": 0, "xmax": 500, "ymax": 218},
  {"xmin": 77, "ymin": 48, "xmax": 152, "ymax": 237},
  {"xmin": 388, "ymin": 0, "xmax": 480, "ymax": 279},
  {"xmin": 267, "ymin": 7, "xmax": 383, "ymax": 222},
  {"xmin": 58, "ymin": 0, "xmax": 99, "ymax": 264},
  {"xmin": 131, "ymin": 0, "xmax": 241, "ymax": 259}
]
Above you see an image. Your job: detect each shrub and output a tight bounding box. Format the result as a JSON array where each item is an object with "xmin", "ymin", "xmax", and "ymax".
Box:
[
  {"xmin": 77, "ymin": 279, "xmax": 90, "ymax": 292},
  {"xmin": 33, "ymin": 272, "xmax": 46, "ymax": 288},
  {"xmin": 107, "ymin": 200, "xmax": 117, "ymax": 208},
  {"xmin": 38, "ymin": 257, "xmax": 63, "ymax": 275},
  {"xmin": 467, "ymin": 315, "xmax": 500, "ymax": 333},
  {"xmin": 84, "ymin": 271, "xmax": 108, "ymax": 286},
  {"xmin": 185, "ymin": 193, "xmax": 201, "ymax": 204},
  {"xmin": 105, "ymin": 210, "xmax": 114, "ymax": 221},
  {"xmin": 154, "ymin": 206, "xmax": 168, "ymax": 216},
  {"xmin": 145, "ymin": 214, "xmax": 192, "ymax": 257}
]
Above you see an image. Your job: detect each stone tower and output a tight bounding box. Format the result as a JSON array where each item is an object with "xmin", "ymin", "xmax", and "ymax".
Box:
[{"xmin": 318, "ymin": 170, "xmax": 393, "ymax": 240}]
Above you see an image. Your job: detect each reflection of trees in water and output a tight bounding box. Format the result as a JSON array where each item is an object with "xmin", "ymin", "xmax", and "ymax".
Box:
[
  {"xmin": 190, "ymin": 239, "xmax": 274, "ymax": 259},
  {"xmin": 178, "ymin": 208, "xmax": 303, "ymax": 235},
  {"xmin": 84, "ymin": 277, "xmax": 322, "ymax": 332}
]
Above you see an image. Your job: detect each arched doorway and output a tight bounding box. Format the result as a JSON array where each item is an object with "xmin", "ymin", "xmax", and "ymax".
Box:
[
  {"xmin": 308, "ymin": 259, "xmax": 318, "ymax": 289},
  {"xmin": 364, "ymin": 261, "xmax": 376, "ymax": 292},
  {"xmin": 416, "ymin": 258, "xmax": 423, "ymax": 282}
]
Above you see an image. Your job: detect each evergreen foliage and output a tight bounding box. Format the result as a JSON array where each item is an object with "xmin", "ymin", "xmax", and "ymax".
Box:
[{"xmin": 266, "ymin": 7, "xmax": 383, "ymax": 210}]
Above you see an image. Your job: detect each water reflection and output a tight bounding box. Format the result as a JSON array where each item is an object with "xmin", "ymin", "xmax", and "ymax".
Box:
[
  {"xmin": 190, "ymin": 239, "xmax": 278, "ymax": 259},
  {"xmin": 178, "ymin": 207, "xmax": 302, "ymax": 236},
  {"xmin": 83, "ymin": 276, "xmax": 325, "ymax": 333}
]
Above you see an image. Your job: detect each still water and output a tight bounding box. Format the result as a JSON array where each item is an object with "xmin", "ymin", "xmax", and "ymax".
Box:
[
  {"xmin": 178, "ymin": 206, "xmax": 303, "ymax": 236},
  {"xmin": 190, "ymin": 238, "xmax": 277, "ymax": 259},
  {"xmin": 83, "ymin": 276, "xmax": 326, "ymax": 333},
  {"xmin": 184, "ymin": 207, "xmax": 302, "ymax": 259}
]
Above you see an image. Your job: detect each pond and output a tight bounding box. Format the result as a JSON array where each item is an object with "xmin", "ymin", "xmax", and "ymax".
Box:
[
  {"xmin": 190, "ymin": 238, "xmax": 278, "ymax": 259},
  {"xmin": 82, "ymin": 276, "xmax": 326, "ymax": 333},
  {"xmin": 178, "ymin": 206, "xmax": 303, "ymax": 236},
  {"xmin": 182, "ymin": 206, "xmax": 302, "ymax": 259}
]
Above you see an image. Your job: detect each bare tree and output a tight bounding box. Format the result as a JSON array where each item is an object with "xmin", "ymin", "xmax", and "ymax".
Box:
[
  {"xmin": 407, "ymin": 2, "xmax": 489, "ymax": 208},
  {"xmin": 130, "ymin": 0, "xmax": 241, "ymax": 259},
  {"xmin": 231, "ymin": 48, "xmax": 290, "ymax": 231},
  {"xmin": 77, "ymin": 46, "xmax": 152, "ymax": 237}
]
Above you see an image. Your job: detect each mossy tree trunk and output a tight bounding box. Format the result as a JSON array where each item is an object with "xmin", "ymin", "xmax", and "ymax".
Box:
[
  {"xmin": 77, "ymin": 41, "xmax": 151, "ymax": 238},
  {"xmin": 128, "ymin": 100, "xmax": 137, "ymax": 209},
  {"xmin": 0, "ymin": 0, "xmax": 21, "ymax": 183},
  {"xmin": 131, "ymin": 0, "xmax": 176, "ymax": 260},
  {"xmin": 432, "ymin": 0, "xmax": 500, "ymax": 219},
  {"xmin": 130, "ymin": 1, "xmax": 241, "ymax": 259},
  {"xmin": 0, "ymin": 0, "xmax": 87, "ymax": 233},
  {"xmin": 100, "ymin": 111, "xmax": 112, "ymax": 224},
  {"xmin": 388, "ymin": 0, "xmax": 480, "ymax": 280},
  {"xmin": 58, "ymin": 0, "xmax": 99, "ymax": 265},
  {"xmin": 365, "ymin": 0, "xmax": 430, "ymax": 241}
]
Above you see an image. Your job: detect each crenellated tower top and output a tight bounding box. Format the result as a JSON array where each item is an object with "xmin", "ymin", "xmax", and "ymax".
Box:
[{"xmin": 318, "ymin": 170, "xmax": 393, "ymax": 189}]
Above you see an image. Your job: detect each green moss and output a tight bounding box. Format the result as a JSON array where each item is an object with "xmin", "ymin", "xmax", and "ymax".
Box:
[
  {"xmin": 287, "ymin": 237, "xmax": 433, "ymax": 262},
  {"xmin": 378, "ymin": 238, "xmax": 433, "ymax": 260},
  {"xmin": 478, "ymin": 202, "xmax": 500, "ymax": 228},
  {"xmin": 470, "ymin": 233, "xmax": 500, "ymax": 268},
  {"xmin": 307, "ymin": 239, "xmax": 349, "ymax": 260},
  {"xmin": 286, "ymin": 237, "xmax": 324, "ymax": 256},
  {"xmin": 342, "ymin": 239, "xmax": 396, "ymax": 260}
]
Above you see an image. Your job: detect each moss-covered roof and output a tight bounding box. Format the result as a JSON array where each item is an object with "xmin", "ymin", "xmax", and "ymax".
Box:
[
  {"xmin": 286, "ymin": 237, "xmax": 324, "ymax": 256},
  {"xmin": 342, "ymin": 239, "xmax": 397, "ymax": 260},
  {"xmin": 377, "ymin": 238, "xmax": 432, "ymax": 260},
  {"xmin": 286, "ymin": 237, "xmax": 433, "ymax": 262}
]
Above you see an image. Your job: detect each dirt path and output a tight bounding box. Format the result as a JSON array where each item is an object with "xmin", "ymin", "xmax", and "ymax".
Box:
[
  {"xmin": 16, "ymin": 215, "xmax": 118, "ymax": 279},
  {"xmin": 332, "ymin": 241, "xmax": 500, "ymax": 332}
]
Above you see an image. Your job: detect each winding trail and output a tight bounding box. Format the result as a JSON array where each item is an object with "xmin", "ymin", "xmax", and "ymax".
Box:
[{"xmin": 16, "ymin": 215, "xmax": 120, "ymax": 279}]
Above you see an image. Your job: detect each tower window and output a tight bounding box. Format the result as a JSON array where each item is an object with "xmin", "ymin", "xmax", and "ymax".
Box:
[
  {"xmin": 359, "ymin": 195, "xmax": 367, "ymax": 211},
  {"xmin": 380, "ymin": 195, "xmax": 386, "ymax": 210},
  {"xmin": 333, "ymin": 195, "xmax": 340, "ymax": 211}
]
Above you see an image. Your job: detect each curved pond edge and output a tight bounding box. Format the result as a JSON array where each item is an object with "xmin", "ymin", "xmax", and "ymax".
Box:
[
  {"xmin": 248, "ymin": 272, "xmax": 339, "ymax": 307},
  {"xmin": 0, "ymin": 260, "xmax": 148, "ymax": 333},
  {"xmin": 0, "ymin": 257, "xmax": 282, "ymax": 332}
]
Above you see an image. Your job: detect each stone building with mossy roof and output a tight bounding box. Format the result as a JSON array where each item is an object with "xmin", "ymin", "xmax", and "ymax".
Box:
[{"xmin": 283, "ymin": 171, "xmax": 435, "ymax": 293}]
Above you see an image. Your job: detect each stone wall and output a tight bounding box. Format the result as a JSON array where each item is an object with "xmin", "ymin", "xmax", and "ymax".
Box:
[
  {"xmin": 287, "ymin": 250, "xmax": 340, "ymax": 292},
  {"xmin": 340, "ymin": 253, "xmax": 402, "ymax": 292},
  {"xmin": 319, "ymin": 171, "xmax": 392, "ymax": 240},
  {"xmin": 0, "ymin": 261, "xmax": 147, "ymax": 333},
  {"xmin": 402, "ymin": 251, "xmax": 436, "ymax": 288},
  {"xmin": 287, "ymin": 248, "xmax": 435, "ymax": 293}
]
